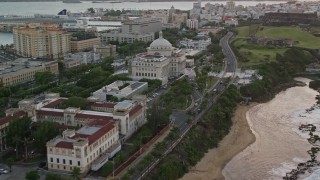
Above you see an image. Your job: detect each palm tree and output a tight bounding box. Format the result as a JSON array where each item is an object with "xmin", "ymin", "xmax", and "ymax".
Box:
[{"xmin": 71, "ymin": 167, "xmax": 81, "ymax": 180}]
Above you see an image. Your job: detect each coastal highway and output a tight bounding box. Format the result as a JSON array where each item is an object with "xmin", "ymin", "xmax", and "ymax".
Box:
[{"xmin": 220, "ymin": 32, "xmax": 238, "ymax": 75}]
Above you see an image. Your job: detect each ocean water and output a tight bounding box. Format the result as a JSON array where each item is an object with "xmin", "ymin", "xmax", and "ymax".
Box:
[
  {"xmin": 223, "ymin": 78, "xmax": 320, "ymax": 180},
  {"xmin": 0, "ymin": 1, "xmax": 288, "ymax": 16}
]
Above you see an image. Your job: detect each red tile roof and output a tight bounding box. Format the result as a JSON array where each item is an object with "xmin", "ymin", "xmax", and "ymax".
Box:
[
  {"xmin": 129, "ymin": 105, "xmax": 143, "ymax": 116},
  {"xmin": 36, "ymin": 110, "xmax": 64, "ymax": 117},
  {"xmin": 0, "ymin": 111, "xmax": 25, "ymax": 126},
  {"xmin": 75, "ymin": 113, "xmax": 113, "ymax": 121},
  {"xmin": 43, "ymin": 99, "xmax": 66, "ymax": 108},
  {"xmin": 91, "ymin": 102, "xmax": 116, "ymax": 108},
  {"xmin": 56, "ymin": 141, "xmax": 73, "ymax": 149}
]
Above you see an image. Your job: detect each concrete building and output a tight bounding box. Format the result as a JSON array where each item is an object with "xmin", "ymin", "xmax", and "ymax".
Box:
[
  {"xmin": 121, "ymin": 18, "xmax": 162, "ymax": 34},
  {"xmin": 179, "ymin": 34, "xmax": 211, "ymax": 51},
  {"xmin": 13, "ymin": 28, "xmax": 71, "ymax": 59},
  {"xmin": 0, "ymin": 58, "xmax": 58, "ymax": 87},
  {"xmin": 33, "ymin": 95, "xmax": 147, "ymax": 140},
  {"xmin": 64, "ymin": 52, "xmax": 101, "ymax": 65},
  {"xmin": 101, "ymin": 31, "xmax": 154, "ymax": 44},
  {"xmin": 62, "ymin": 19, "xmax": 96, "ymax": 32},
  {"xmin": 92, "ymin": 81, "xmax": 148, "ymax": 101},
  {"xmin": 186, "ymin": 19, "xmax": 199, "ymax": 30},
  {"xmin": 93, "ymin": 44, "xmax": 117, "ymax": 58},
  {"xmin": 63, "ymin": 59, "xmax": 81, "ymax": 69},
  {"xmin": 47, "ymin": 119, "xmax": 121, "ymax": 173},
  {"xmin": 71, "ymin": 37, "xmax": 101, "ymax": 52},
  {"xmin": 130, "ymin": 31, "xmax": 186, "ymax": 84}
]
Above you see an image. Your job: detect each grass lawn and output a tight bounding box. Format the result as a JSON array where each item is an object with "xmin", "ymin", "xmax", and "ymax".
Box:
[
  {"xmin": 232, "ymin": 38, "xmax": 287, "ymax": 67},
  {"xmin": 255, "ymin": 26, "xmax": 320, "ymax": 49},
  {"xmin": 207, "ymin": 77, "xmax": 219, "ymax": 90}
]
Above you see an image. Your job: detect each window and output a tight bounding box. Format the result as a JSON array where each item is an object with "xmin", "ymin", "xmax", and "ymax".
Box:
[
  {"xmin": 78, "ymin": 161, "xmax": 80, "ymax": 166},
  {"xmin": 50, "ymin": 158, "xmax": 53, "ymax": 162},
  {"xmin": 69, "ymin": 160, "xmax": 72, "ymax": 165},
  {"xmin": 57, "ymin": 158, "xmax": 59, "ymax": 163},
  {"xmin": 63, "ymin": 159, "xmax": 65, "ymax": 164}
]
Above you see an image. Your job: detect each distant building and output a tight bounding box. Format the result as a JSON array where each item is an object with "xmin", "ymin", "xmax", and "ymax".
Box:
[
  {"xmin": 47, "ymin": 120, "xmax": 121, "ymax": 173},
  {"xmin": 186, "ymin": 19, "xmax": 199, "ymax": 29},
  {"xmin": 64, "ymin": 52, "xmax": 101, "ymax": 65},
  {"xmin": 226, "ymin": 1, "xmax": 236, "ymax": 10},
  {"xmin": 70, "ymin": 37, "xmax": 101, "ymax": 52},
  {"xmin": 13, "ymin": 28, "xmax": 71, "ymax": 59},
  {"xmin": 62, "ymin": 19, "xmax": 96, "ymax": 32},
  {"xmin": 93, "ymin": 44, "xmax": 117, "ymax": 58},
  {"xmin": 92, "ymin": 80, "xmax": 148, "ymax": 101},
  {"xmin": 261, "ymin": 12, "xmax": 320, "ymax": 26},
  {"xmin": 63, "ymin": 59, "xmax": 81, "ymax": 69},
  {"xmin": 121, "ymin": 18, "xmax": 162, "ymax": 34},
  {"xmin": 0, "ymin": 58, "xmax": 58, "ymax": 87},
  {"xmin": 101, "ymin": 31, "xmax": 154, "ymax": 44},
  {"xmin": 179, "ymin": 35, "xmax": 211, "ymax": 51}
]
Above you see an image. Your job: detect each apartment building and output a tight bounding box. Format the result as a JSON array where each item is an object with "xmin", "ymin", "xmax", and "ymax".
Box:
[
  {"xmin": 46, "ymin": 120, "xmax": 121, "ymax": 173},
  {"xmin": 101, "ymin": 31, "xmax": 154, "ymax": 44},
  {"xmin": 13, "ymin": 28, "xmax": 71, "ymax": 59},
  {"xmin": 70, "ymin": 37, "xmax": 101, "ymax": 52},
  {"xmin": 186, "ymin": 19, "xmax": 199, "ymax": 29},
  {"xmin": 121, "ymin": 18, "xmax": 162, "ymax": 34}
]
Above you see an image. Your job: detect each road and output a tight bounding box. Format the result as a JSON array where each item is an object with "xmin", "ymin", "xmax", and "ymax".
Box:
[{"xmin": 134, "ymin": 32, "xmax": 238, "ymax": 180}]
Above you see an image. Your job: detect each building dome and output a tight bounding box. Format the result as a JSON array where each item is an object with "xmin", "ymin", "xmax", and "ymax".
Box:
[{"xmin": 149, "ymin": 31, "xmax": 172, "ymax": 50}]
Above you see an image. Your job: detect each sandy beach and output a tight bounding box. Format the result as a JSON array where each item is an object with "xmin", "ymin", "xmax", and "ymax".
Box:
[{"xmin": 180, "ymin": 103, "xmax": 256, "ymax": 180}]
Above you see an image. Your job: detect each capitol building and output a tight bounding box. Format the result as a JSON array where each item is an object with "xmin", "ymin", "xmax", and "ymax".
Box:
[{"xmin": 130, "ymin": 31, "xmax": 186, "ymax": 85}]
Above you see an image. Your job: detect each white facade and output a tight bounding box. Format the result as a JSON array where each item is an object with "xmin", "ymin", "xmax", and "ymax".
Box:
[
  {"xmin": 187, "ymin": 19, "xmax": 199, "ymax": 29},
  {"xmin": 130, "ymin": 31, "xmax": 186, "ymax": 84},
  {"xmin": 64, "ymin": 52, "xmax": 101, "ymax": 64},
  {"xmin": 47, "ymin": 120, "xmax": 120, "ymax": 173}
]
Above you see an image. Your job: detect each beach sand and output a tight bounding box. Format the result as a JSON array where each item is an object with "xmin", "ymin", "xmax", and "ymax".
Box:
[{"xmin": 180, "ymin": 103, "xmax": 256, "ymax": 180}]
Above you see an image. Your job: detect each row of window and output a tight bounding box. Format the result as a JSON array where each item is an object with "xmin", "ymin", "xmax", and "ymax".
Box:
[
  {"xmin": 50, "ymin": 158, "xmax": 80, "ymax": 166},
  {"xmin": 136, "ymin": 72, "xmax": 157, "ymax": 77}
]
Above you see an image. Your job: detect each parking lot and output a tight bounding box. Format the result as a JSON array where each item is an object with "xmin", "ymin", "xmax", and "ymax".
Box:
[{"xmin": 0, "ymin": 50, "xmax": 20, "ymax": 62}]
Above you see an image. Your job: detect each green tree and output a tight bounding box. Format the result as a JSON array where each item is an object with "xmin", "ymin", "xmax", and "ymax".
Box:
[
  {"xmin": 25, "ymin": 170, "xmax": 40, "ymax": 180},
  {"xmin": 6, "ymin": 158, "xmax": 14, "ymax": 172},
  {"xmin": 71, "ymin": 167, "xmax": 81, "ymax": 180},
  {"xmin": 6, "ymin": 116, "xmax": 32, "ymax": 159},
  {"xmin": 45, "ymin": 173, "xmax": 64, "ymax": 180},
  {"xmin": 59, "ymin": 96, "xmax": 88, "ymax": 109},
  {"xmin": 32, "ymin": 121, "xmax": 59, "ymax": 154},
  {"xmin": 34, "ymin": 71, "xmax": 55, "ymax": 85}
]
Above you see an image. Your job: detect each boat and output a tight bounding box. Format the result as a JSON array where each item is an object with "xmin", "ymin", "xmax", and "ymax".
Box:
[
  {"xmin": 109, "ymin": 1, "xmax": 122, "ymax": 3},
  {"xmin": 62, "ymin": 0, "xmax": 82, "ymax": 3}
]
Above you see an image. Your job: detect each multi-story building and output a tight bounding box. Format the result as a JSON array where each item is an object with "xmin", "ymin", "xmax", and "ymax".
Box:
[
  {"xmin": 121, "ymin": 18, "xmax": 162, "ymax": 34},
  {"xmin": 13, "ymin": 28, "xmax": 71, "ymax": 59},
  {"xmin": 0, "ymin": 58, "xmax": 58, "ymax": 87},
  {"xmin": 93, "ymin": 44, "xmax": 117, "ymax": 58},
  {"xmin": 101, "ymin": 18, "xmax": 161, "ymax": 44},
  {"xmin": 33, "ymin": 95, "xmax": 147, "ymax": 140},
  {"xmin": 101, "ymin": 31, "xmax": 154, "ymax": 44},
  {"xmin": 70, "ymin": 37, "xmax": 101, "ymax": 52},
  {"xmin": 186, "ymin": 19, "xmax": 199, "ymax": 29},
  {"xmin": 130, "ymin": 31, "xmax": 186, "ymax": 84},
  {"xmin": 64, "ymin": 52, "xmax": 101, "ymax": 65},
  {"xmin": 46, "ymin": 119, "xmax": 121, "ymax": 173}
]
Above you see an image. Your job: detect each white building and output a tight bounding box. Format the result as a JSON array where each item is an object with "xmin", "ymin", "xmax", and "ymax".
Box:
[
  {"xmin": 46, "ymin": 119, "xmax": 121, "ymax": 173},
  {"xmin": 186, "ymin": 19, "xmax": 199, "ymax": 29},
  {"xmin": 179, "ymin": 35, "xmax": 211, "ymax": 51},
  {"xmin": 92, "ymin": 80, "xmax": 148, "ymax": 101},
  {"xmin": 64, "ymin": 52, "xmax": 101, "ymax": 64},
  {"xmin": 62, "ymin": 19, "xmax": 96, "ymax": 32},
  {"xmin": 130, "ymin": 31, "xmax": 186, "ymax": 85}
]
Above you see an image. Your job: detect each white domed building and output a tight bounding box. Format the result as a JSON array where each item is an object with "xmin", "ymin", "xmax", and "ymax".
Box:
[{"xmin": 130, "ymin": 31, "xmax": 186, "ymax": 85}]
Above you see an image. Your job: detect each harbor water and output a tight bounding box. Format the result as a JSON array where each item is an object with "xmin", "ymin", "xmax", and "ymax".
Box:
[{"xmin": 0, "ymin": 32, "xmax": 13, "ymax": 46}]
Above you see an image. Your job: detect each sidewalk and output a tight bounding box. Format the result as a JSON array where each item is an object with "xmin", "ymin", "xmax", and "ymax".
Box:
[{"xmin": 116, "ymin": 126, "xmax": 172, "ymax": 178}]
